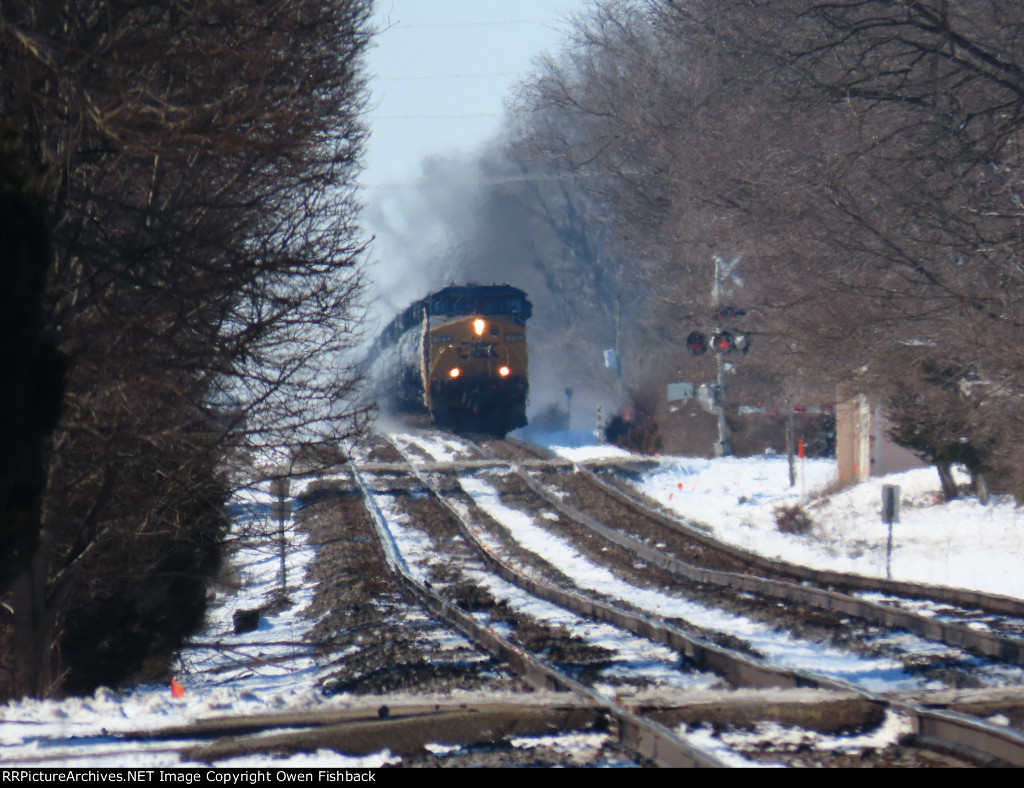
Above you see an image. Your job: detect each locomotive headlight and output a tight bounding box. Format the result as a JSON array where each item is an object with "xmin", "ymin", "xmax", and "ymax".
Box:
[
  {"xmin": 449, "ymin": 367, "xmax": 461, "ymax": 378},
  {"xmin": 499, "ymin": 366, "xmax": 511, "ymax": 377},
  {"xmin": 473, "ymin": 319, "xmax": 486, "ymax": 336}
]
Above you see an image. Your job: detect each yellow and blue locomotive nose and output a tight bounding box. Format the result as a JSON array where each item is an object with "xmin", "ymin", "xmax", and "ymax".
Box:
[{"xmin": 369, "ymin": 284, "xmax": 530, "ymax": 435}]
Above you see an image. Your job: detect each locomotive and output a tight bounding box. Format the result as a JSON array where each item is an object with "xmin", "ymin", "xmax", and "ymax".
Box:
[{"xmin": 366, "ymin": 284, "xmax": 531, "ymax": 436}]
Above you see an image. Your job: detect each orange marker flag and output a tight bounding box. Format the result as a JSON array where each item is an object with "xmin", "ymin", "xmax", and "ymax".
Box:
[{"xmin": 170, "ymin": 677, "xmax": 185, "ymax": 698}]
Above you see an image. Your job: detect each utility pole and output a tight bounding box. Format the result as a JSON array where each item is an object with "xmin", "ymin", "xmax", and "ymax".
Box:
[
  {"xmin": 715, "ymin": 350, "xmax": 730, "ymax": 457},
  {"xmin": 615, "ymin": 292, "xmax": 624, "ymax": 404},
  {"xmin": 786, "ymin": 410, "xmax": 796, "ymax": 487}
]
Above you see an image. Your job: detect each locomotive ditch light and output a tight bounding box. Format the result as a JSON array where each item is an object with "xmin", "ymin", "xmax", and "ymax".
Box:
[
  {"xmin": 499, "ymin": 366, "xmax": 511, "ymax": 377},
  {"xmin": 473, "ymin": 319, "xmax": 486, "ymax": 336},
  {"xmin": 449, "ymin": 367, "xmax": 461, "ymax": 378}
]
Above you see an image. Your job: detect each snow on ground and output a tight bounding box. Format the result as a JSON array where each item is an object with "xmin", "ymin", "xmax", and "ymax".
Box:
[
  {"xmin": 391, "ymin": 432, "xmax": 474, "ymax": 463},
  {"xmin": 458, "ymin": 475, "xmax": 979, "ymax": 693},
  {"xmin": 0, "ymin": 484, "xmax": 398, "ymax": 768},
  {"xmin": 400, "ymin": 427, "xmax": 1024, "ymax": 602},
  {"xmin": 548, "ymin": 443, "xmax": 1024, "ymax": 600},
  {"xmin": 5, "ymin": 430, "xmax": 1024, "ymax": 766},
  {"xmin": 678, "ymin": 708, "xmax": 913, "ymax": 768},
  {"xmin": 372, "ymin": 491, "xmax": 724, "ymax": 697}
]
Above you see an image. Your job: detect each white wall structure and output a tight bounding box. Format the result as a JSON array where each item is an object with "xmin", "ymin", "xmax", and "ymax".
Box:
[{"xmin": 837, "ymin": 394, "xmax": 925, "ymax": 484}]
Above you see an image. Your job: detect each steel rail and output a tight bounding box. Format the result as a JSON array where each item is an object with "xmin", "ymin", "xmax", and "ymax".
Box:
[
  {"xmin": 578, "ymin": 453, "xmax": 1024, "ymax": 618},
  {"xmin": 492, "ymin": 436, "xmax": 1024, "ymax": 618},
  {"xmin": 391, "ymin": 433, "xmax": 1024, "ymax": 766},
  {"xmin": 510, "ymin": 463, "xmax": 1024, "ymax": 667},
  {"xmin": 381, "ymin": 438, "xmax": 825, "ymax": 691},
  {"xmin": 178, "ymin": 703, "xmax": 605, "ymax": 763},
  {"xmin": 350, "ymin": 459, "xmax": 731, "ymax": 768}
]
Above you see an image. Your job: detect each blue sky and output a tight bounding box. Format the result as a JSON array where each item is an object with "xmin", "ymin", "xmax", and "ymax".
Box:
[{"xmin": 361, "ymin": 0, "xmax": 590, "ymax": 190}]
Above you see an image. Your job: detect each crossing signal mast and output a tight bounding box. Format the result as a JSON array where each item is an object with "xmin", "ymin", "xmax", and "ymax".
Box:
[
  {"xmin": 687, "ymin": 255, "xmax": 747, "ymax": 456},
  {"xmin": 684, "ymin": 264, "xmax": 817, "ymax": 479}
]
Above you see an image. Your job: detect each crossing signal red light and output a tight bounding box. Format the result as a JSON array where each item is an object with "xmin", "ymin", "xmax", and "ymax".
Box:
[
  {"xmin": 711, "ymin": 331, "xmax": 736, "ymax": 353},
  {"xmin": 686, "ymin": 331, "xmax": 707, "ymax": 356}
]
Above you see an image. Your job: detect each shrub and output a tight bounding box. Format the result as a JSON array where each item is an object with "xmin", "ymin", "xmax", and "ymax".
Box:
[{"xmin": 775, "ymin": 504, "xmax": 813, "ymax": 535}]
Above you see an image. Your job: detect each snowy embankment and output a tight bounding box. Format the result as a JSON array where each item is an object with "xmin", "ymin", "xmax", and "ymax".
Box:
[
  {"xmin": 0, "ymin": 484, "xmax": 399, "ymax": 768},
  {"xmin": 574, "ymin": 450, "xmax": 1024, "ymax": 601}
]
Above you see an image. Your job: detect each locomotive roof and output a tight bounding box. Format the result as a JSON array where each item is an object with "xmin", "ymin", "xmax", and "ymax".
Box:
[
  {"xmin": 426, "ymin": 283, "xmax": 532, "ymax": 319},
  {"xmin": 428, "ymin": 283, "xmax": 527, "ymax": 300},
  {"xmin": 366, "ymin": 284, "xmax": 532, "ymax": 364}
]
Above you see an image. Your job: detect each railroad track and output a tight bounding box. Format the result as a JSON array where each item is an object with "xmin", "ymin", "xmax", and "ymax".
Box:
[
  {"xmin": 477, "ymin": 436, "xmax": 1024, "ymax": 665},
  {"xmin": 334, "ymin": 432, "xmax": 1024, "ymax": 766},
  {"xmin": 42, "ymin": 431, "xmax": 1016, "ymax": 768},
  {"xmin": 354, "ymin": 443, "xmax": 734, "ymax": 766}
]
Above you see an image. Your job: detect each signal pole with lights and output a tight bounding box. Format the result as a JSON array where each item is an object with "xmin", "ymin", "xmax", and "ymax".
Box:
[{"xmin": 684, "ymin": 255, "xmax": 748, "ymax": 456}]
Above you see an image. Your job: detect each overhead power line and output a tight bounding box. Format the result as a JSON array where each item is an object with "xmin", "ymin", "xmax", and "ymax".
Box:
[
  {"xmin": 372, "ymin": 113, "xmax": 502, "ymax": 120},
  {"xmin": 389, "ymin": 20, "xmax": 552, "ymax": 30},
  {"xmin": 376, "ymin": 72, "xmax": 520, "ymax": 81},
  {"xmin": 361, "ymin": 170, "xmax": 608, "ymax": 191}
]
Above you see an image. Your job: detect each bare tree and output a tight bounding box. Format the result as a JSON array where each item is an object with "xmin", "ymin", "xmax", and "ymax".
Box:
[
  {"xmin": 0, "ymin": 0, "xmax": 372, "ymax": 698},
  {"xmin": 0, "ymin": 127, "xmax": 65, "ymax": 605},
  {"xmin": 511, "ymin": 0, "xmax": 837, "ymax": 446},
  {"xmin": 740, "ymin": 0, "xmax": 1024, "ymax": 495},
  {"xmin": 511, "ymin": 0, "xmax": 1024, "ymax": 487}
]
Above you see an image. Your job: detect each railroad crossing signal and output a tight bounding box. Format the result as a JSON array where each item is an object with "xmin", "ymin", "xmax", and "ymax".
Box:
[
  {"xmin": 686, "ymin": 330, "xmax": 749, "ymax": 356},
  {"xmin": 686, "ymin": 305, "xmax": 750, "ymax": 357},
  {"xmin": 711, "ymin": 331, "xmax": 735, "ymax": 353}
]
